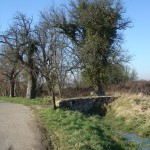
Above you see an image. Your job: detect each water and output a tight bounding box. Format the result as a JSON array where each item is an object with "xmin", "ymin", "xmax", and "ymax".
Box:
[{"xmin": 115, "ymin": 131, "xmax": 150, "ymax": 150}]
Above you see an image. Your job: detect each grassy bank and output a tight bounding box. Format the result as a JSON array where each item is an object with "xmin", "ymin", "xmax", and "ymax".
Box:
[
  {"xmin": 36, "ymin": 108, "xmax": 136, "ymax": 150},
  {"xmin": 0, "ymin": 96, "xmax": 52, "ymax": 106},
  {"xmin": 103, "ymin": 93, "xmax": 150, "ymax": 138}
]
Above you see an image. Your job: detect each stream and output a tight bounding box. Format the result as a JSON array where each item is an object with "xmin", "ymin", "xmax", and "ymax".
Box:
[{"xmin": 116, "ymin": 131, "xmax": 150, "ymax": 150}]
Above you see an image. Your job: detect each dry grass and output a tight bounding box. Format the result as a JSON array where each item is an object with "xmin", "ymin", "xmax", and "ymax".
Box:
[
  {"xmin": 113, "ymin": 92, "xmax": 150, "ymax": 115},
  {"xmin": 108, "ymin": 92, "xmax": 150, "ymax": 137}
]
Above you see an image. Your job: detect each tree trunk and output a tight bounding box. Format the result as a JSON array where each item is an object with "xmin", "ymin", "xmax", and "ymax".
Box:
[
  {"xmin": 52, "ymin": 90, "xmax": 57, "ymax": 110},
  {"xmin": 5, "ymin": 87, "xmax": 8, "ymax": 97},
  {"xmin": 10, "ymin": 79, "xmax": 15, "ymax": 97},
  {"xmin": 46, "ymin": 80, "xmax": 57, "ymax": 110},
  {"xmin": 58, "ymin": 85, "xmax": 63, "ymax": 98},
  {"xmin": 26, "ymin": 72, "xmax": 37, "ymax": 99},
  {"xmin": 94, "ymin": 84, "xmax": 105, "ymax": 96}
]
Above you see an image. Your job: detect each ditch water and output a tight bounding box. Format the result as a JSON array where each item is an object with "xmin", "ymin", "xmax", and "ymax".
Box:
[{"xmin": 116, "ymin": 131, "xmax": 150, "ymax": 150}]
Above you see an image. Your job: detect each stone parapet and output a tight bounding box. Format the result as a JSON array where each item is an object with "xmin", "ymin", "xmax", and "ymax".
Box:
[{"xmin": 59, "ymin": 96, "xmax": 116, "ymax": 115}]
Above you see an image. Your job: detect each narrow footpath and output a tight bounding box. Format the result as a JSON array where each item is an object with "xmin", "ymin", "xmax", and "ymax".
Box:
[{"xmin": 0, "ymin": 102, "xmax": 46, "ymax": 150}]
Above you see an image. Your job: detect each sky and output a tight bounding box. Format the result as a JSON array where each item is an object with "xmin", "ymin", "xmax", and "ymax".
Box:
[
  {"xmin": 123, "ymin": 1, "xmax": 150, "ymax": 80},
  {"xmin": 0, "ymin": 0, "xmax": 150, "ymax": 80}
]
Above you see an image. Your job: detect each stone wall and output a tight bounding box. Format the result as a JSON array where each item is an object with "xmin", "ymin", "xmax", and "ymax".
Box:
[{"xmin": 59, "ymin": 96, "xmax": 116, "ymax": 115}]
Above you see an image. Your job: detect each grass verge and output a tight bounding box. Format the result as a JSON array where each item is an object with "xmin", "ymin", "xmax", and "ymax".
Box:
[
  {"xmin": 0, "ymin": 96, "xmax": 52, "ymax": 106},
  {"xmin": 36, "ymin": 108, "xmax": 137, "ymax": 150},
  {"xmin": 103, "ymin": 93, "xmax": 150, "ymax": 138}
]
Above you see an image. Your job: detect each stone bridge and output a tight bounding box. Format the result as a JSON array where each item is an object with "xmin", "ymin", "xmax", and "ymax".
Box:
[{"xmin": 59, "ymin": 96, "xmax": 116, "ymax": 115}]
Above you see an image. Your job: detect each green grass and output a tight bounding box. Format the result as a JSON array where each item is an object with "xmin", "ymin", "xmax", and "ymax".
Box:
[
  {"xmin": 0, "ymin": 96, "xmax": 52, "ymax": 106},
  {"xmin": 36, "ymin": 108, "xmax": 137, "ymax": 150}
]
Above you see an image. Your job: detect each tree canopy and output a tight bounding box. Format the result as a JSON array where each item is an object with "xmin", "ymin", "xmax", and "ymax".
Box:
[{"xmin": 41, "ymin": 0, "xmax": 131, "ymax": 94}]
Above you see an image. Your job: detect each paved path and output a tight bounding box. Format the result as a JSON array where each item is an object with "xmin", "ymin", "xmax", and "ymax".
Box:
[{"xmin": 0, "ymin": 102, "xmax": 46, "ymax": 150}]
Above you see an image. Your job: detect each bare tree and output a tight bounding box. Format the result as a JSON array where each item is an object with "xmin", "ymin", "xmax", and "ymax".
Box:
[
  {"xmin": 0, "ymin": 73, "xmax": 9, "ymax": 97},
  {"xmin": 0, "ymin": 46, "xmax": 22, "ymax": 97},
  {"xmin": 0, "ymin": 13, "xmax": 39, "ymax": 99},
  {"xmin": 34, "ymin": 16, "xmax": 79, "ymax": 108},
  {"xmin": 35, "ymin": 24, "xmax": 60, "ymax": 109}
]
